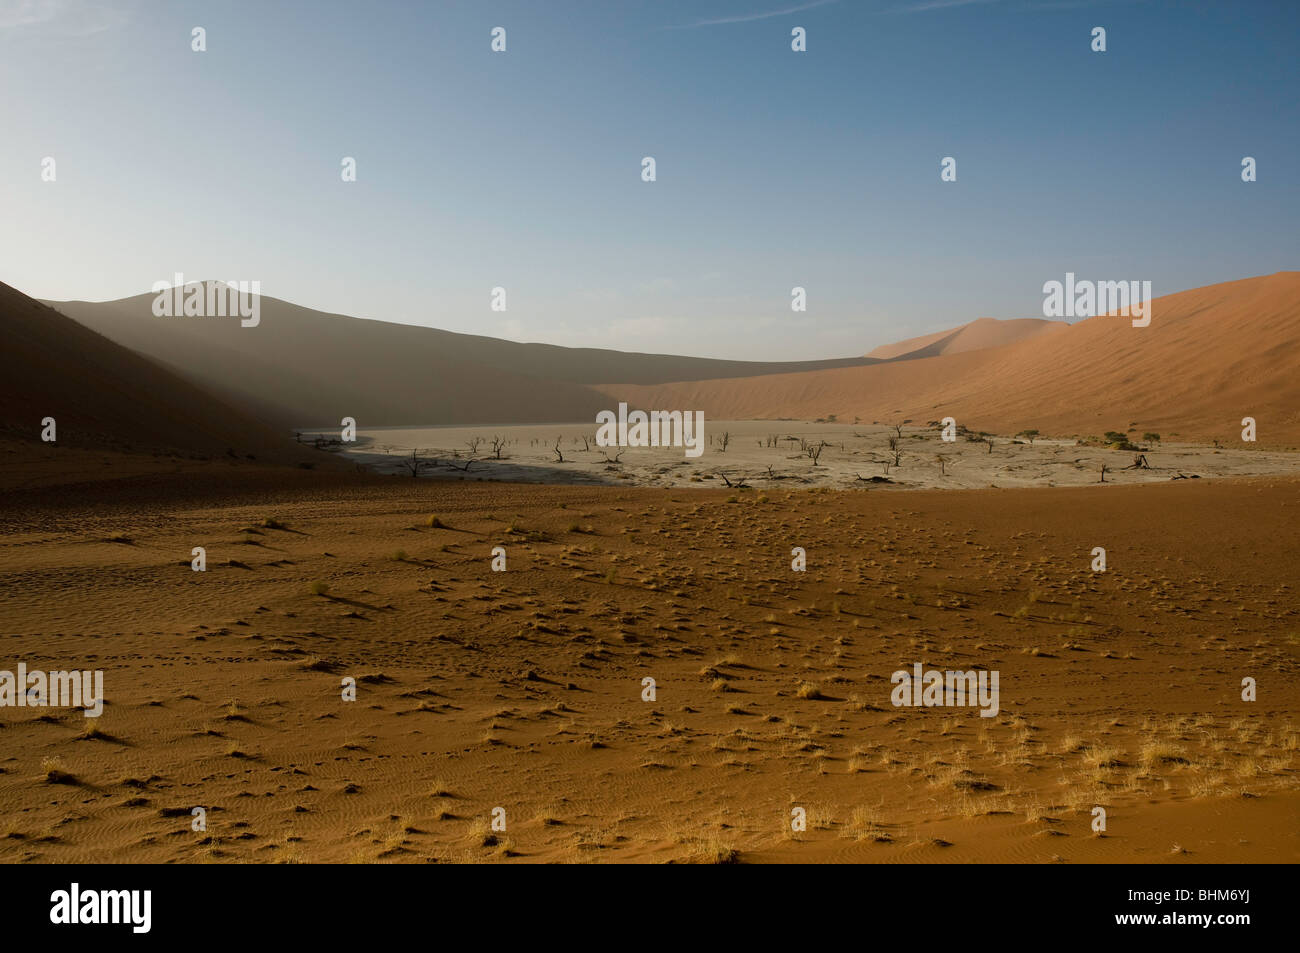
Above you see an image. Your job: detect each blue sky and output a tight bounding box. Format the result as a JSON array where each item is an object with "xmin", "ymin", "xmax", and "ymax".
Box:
[{"xmin": 2, "ymin": 0, "xmax": 1296, "ymax": 360}]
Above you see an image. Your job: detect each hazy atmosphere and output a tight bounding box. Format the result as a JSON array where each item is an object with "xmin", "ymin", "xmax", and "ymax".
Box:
[{"xmin": 3, "ymin": 0, "xmax": 1297, "ymax": 358}]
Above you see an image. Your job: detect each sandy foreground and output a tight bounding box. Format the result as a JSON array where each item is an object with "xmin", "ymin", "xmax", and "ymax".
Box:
[
  {"xmin": 317, "ymin": 421, "xmax": 1299, "ymax": 490},
  {"xmin": 0, "ymin": 465, "xmax": 1295, "ymax": 864}
]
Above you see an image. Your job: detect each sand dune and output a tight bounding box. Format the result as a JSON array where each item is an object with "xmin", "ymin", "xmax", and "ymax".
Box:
[
  {"xmin": 43, "ymin": 273, "xmax": 1299, "ymax": 449},
  {"xmin": 602, "ymin": 272, "xmax": 1300, "ymax": 446},
  {"xmin": 0, "ymin": 281, "xmax": 328, "ymax": 469},
  {"xmin": 868, "ymin": 316, "xmax": 1065, "ymax": 360},
  {"xmin": 48, "ymin": 285, "xmax": 877, "ymax": 429},
  {"xmin": 46, "ymin": 274, "xmax": 1299, "ymax": 447}
]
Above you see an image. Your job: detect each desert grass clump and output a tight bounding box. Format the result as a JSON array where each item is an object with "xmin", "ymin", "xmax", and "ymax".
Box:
[
  {"xmin": 1141, "ymin": 740, "xmax": 1189, "ymax": 767},
  {"xmin": 429, "ymin": 779, "xmax": 455, "ymax": 798},
  {"xmin": 308, "ymin": 580, "xmax": 331, "ymax": 596},
  {"xmin": 469, "ymin": 818, "xmax": 514, "ymax": 855},
  {"xmin": 261, "ymin": 517, "xmax": 287, "ymax": 530},
  {"xmin": 41, "ymin": 757, "xmax": 76, "ymax": 784},
  {"xmin": 1023, "ymin": 799, "xmax": 1048, "ymax": 823},
  {"xmin": 847, "ymin": 804, "xmax": 886, "ymax": 837},
  {"xmin": 678, "ymin": 835, "xmax": 739, "ymax": 864},
  {"xmin": 425, "ymin": 515, "xmax": 446, "ymax": 529},
  {"xmin": 1084, "ymin": 746, "xmax": 1123, "ymax": 773},
  {"xmin": 795, "ymin": 680, "xmax": 824, "ymax": 700},
  {"xmin": 469, "ymin": 818, "xmax": 499, "ymax": 848},
  {"xmin": 223, "ymin": 699, "xmax": 247, "ymax": 722}
]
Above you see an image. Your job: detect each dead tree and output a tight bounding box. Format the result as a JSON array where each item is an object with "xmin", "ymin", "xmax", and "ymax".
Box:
[
  {"xmin": 600, "ymin": 450, "xmax": 624, "ymax": 464},
  {"xmin": 396, "ymin": 448, "xmax": 433, "ymax": 478},
  {"xmin": 719, "ymin": 431, "xmax": 731, "ymax": 453},
  {"xmin": 807, "ymin": 440, "xmax": 829, "ymax": 465},
  {"xmin": 490, "ymin": 435, "xmax": 507, "ymax": 460},
  {"xmin": 1123, "ymin": 453, "xmax": 1150, "ymax": 470},
  {"xmin": 893, "ymin": 423, "xmax": 903, "ymax": 440},
  {"xmin": 1100, "ymin": 464, "xmax": 1109, "ymax": 483},
  {"xmin": 985, "ymin": 437, "xmax": 995, "ymax": 454},
  {"xmin": 891, "ymin": 449, "xmax": 903, "ymax": 467},
  {"xmin": 447, "ymin": 457, "xmax": 475, "ymax": 473},
  {"xmin": 466, "ymin": 436, "xmax": 483, "ymax": 455},
  {"xmin": 553, "ymin": 438, "xmax": 564, "ymax": 463},
  {"xmin": 720, "ymin": 472, "xmax": 749, "ymax": 489},
  {"xmin": 936, "ymin": 454, "xmax": 949, "ymax": 476}
]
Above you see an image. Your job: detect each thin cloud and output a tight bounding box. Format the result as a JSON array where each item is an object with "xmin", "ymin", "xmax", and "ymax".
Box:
[
  {"xmin": 669, "ymin": 0, "xmax": 839, "ymax": 30},
  {"xmin": 0, "ymin": 0, "xmax": 133, "ymax": 34},
  {"xmin": 890, "ymin": 0, "xmax": 1004, "ymax": 13},
  {"xmin": 891, "ymin": 0, "xmax": 1136, "ymax": 11},
  {"xmin": 0, "ymin": 0, "xmax": 62, "ymax": 29}
]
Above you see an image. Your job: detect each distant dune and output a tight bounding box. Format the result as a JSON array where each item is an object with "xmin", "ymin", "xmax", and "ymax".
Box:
[
  {"xmin": 600, "ymin": 272, "xmax": 1300, "ymax": 445},
  {"xmin": 868, "ymin": 316, "xmax": 1065, "ymax": 360},
  {"xmin": 0, "ymin": 281, "xmax": 334, "ymax": 468},
  {"xmin": 48, "ymin": 286, "xmax": 878, "ymax": 429},
  {"xmin": 37, "ymin": 272, "xmax": 1300, "ymax": 446}
]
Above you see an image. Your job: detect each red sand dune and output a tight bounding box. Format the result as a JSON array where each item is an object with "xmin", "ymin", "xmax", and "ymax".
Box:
[
  {"xmin": 867, "ymin": 317, "xmax": 1065, "ymax": 360},
  {"xmin": 600, "ymin": 272, "xmax": 1300, "ymax": 445}
]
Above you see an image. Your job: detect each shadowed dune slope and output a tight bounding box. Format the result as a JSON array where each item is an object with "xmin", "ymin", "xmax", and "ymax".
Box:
[
  {"xmin": 600, "ymin": 272, "xmax": 1300, "ymax": 444},
  {"xmin": 49, "ymin": 285, "xmax": 878, "ymax": 428},
  {"xmin": 0, "ymin": 280, "xmax": 324, "ymax": 465}
]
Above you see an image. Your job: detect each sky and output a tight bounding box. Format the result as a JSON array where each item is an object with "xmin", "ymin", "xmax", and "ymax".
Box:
[{"xmin": 1, "ymin": 0, "xmax": 1297, "ymax": 360}]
